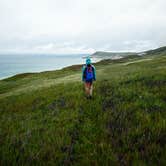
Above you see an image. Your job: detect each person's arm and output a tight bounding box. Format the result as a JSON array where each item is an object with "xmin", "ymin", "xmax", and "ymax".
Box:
[
  {"xmin": 92, "ymin": 65, "xmax": 96, "ymax": 81},
  {"xmin": 82, "ymin": 66, "xmax": 86, "ymax": 82}
]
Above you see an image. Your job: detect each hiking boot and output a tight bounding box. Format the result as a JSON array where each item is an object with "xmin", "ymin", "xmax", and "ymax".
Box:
[{"xmin": 86, "ymin": 96, "xmax": 90, "ymax": 99}]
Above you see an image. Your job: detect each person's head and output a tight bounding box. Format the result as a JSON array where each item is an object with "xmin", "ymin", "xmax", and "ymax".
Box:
[{"xmin": 86, "ymin": 57, "xmax": 91, "ymax": 66}]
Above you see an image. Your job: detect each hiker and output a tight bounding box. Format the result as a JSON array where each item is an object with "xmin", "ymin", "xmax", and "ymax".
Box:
[{"xmin": 82, "ymin": 57, "xmax": 96, "ymax": 99}]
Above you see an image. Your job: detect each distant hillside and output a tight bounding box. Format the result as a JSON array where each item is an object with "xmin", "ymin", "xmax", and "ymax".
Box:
[
  {"xmin": 91, "ymin": 46, "xmax": 166, "ymax": 59},
  {"xmin": 143, "ymin": 46, "xmax": 166, "ymax": 55},
  {"xmin": 91, "ymin": 51, "xmax": 136, "ymax": 59}
]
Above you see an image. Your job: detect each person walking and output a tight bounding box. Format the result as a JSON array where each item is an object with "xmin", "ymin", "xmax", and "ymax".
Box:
[{"xmin": 82, "ymin": 57, "xmax": 96, "ymax": 99}]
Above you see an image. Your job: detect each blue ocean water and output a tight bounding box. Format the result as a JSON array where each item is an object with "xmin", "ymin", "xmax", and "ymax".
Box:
[{"xmin": 0, "ymin": 54, "xmax": 90, "ymax": 79}]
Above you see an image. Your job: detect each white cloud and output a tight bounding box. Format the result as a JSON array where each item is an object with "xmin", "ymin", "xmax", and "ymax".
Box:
[
  {"xmin": 0, "ymin": 0, "xmax": 165, "ymax": 54},
  {"xmin": 31, "ymin": 42, "xmax": 95, "ymax": 54}
]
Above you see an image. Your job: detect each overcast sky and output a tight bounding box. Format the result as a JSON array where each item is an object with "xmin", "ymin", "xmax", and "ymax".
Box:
[{"xmin": 0, "ymin": 0, "xmax": 166, "ymax": 54}]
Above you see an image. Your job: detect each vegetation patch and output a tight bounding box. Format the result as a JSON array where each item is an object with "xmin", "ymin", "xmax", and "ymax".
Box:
[{"xmin": 0, "ymin": 53, "xmax": 166, "ymax": 165}]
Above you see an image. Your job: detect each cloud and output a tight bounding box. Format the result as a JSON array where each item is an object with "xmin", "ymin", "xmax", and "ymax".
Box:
[
  {"xmin": 0, "ymin": 0, "xmax": 165, "ymax": 54},
  {"xmin": 31, "ymin": 42, "xmax": 95, "ymax": 54}
]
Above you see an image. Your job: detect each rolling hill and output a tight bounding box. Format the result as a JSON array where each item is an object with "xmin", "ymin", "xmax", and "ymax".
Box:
[{"xmin": 0, "ymin": 46, "xmax": 166, "ymax": 165}]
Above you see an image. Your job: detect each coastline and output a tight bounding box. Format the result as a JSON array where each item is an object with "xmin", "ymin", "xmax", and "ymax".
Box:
[{"xmin": 0, "ymin": 57, "xmax": 102, "ymax": 81}]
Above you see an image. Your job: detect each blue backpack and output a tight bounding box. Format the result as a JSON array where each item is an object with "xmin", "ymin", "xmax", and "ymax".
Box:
[{"xmin": 86, "ymin": 66, "xmax": 93, "ymax": 81}]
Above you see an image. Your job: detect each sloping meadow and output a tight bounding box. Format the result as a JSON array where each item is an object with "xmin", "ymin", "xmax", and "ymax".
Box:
[{"xmin": 0, "ymin": 55, "xmax": 166, "ymax": 165}]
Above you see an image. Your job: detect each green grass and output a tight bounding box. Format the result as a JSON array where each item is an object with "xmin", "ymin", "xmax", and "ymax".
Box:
[{"xmin": 0, "ymin": 53, "xmax": 166, "ymax": 165}]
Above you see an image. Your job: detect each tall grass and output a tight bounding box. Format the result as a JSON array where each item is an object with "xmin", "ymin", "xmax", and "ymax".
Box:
[{"xmin": 0, "ymin": 54, "xmax": 165, "ymax": 165}]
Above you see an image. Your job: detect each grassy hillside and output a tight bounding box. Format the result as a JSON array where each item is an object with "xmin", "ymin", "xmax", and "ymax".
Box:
[
  {"xmin": 92, "ymin": 51, "xmax": 136, "ymax": 55},
  {"xmin": 91, "ymin": 51, "xmax": 136, "ymax": 58},
  {"xmin": 0, "ymin": 52, "xmax": 166, "ymax": 165},
  {"xmin": 145, "ymin": 46, "xmax": 166, "ymax": 56},
  {"xmin": 91, "ymin": 46, "xmax": 166, "ymax": 59}
]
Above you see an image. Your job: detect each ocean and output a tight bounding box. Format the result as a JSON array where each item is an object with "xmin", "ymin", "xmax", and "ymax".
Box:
[{"xmin": 0, "ymin": 54, "xmax": 96, "ymax": 80}]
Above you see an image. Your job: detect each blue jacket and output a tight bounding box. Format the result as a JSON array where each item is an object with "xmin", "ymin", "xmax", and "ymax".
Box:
[{"xmin": 82, "ymin": 65, "xmax": 96, "ymax": 82}]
